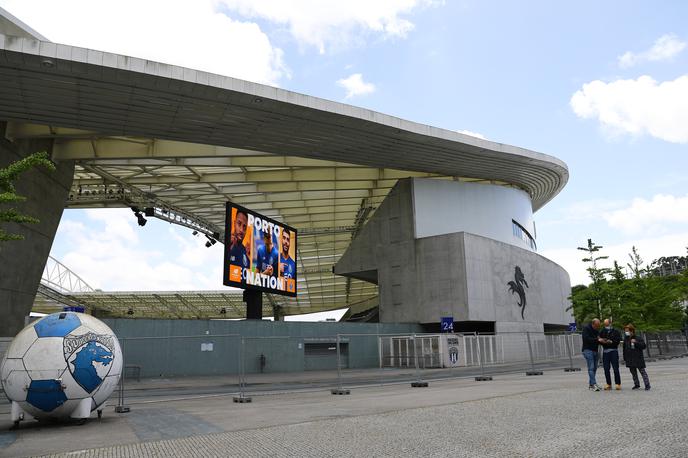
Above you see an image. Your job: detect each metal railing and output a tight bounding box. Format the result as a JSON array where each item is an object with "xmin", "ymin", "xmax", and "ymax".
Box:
[{"xmin": 16, "ymin": 329, "xmax": 676, "ymax": 414}]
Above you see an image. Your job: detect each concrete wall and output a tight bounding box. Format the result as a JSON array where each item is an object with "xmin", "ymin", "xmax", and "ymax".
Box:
[
  {"xmin": 464, "ymin": 233, "xmax": 572, "ymax": 332},
  {"xmin": 413, "ymin": 233, "xmax": 468, "ymax": 322},
  {"xmin": 334, "ymin": 178, "xmax": 414, "ymax": 281},
  {"xmin": 335, "ymin": 178, "xmax": 572, "ymax": 329},
  {"xmin": 413, "ymin": 178, "xmax": 536, "ymax": 251},
  {"xmin": 103, "ymin": 318, "xmax": 423, "ymax": 377},
  {"xmin": 0, "ymin": 136, "xmax": 75, "ymax": 337}
]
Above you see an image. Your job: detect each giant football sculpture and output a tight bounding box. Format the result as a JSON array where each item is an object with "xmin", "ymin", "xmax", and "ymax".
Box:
[{"xmin": 0, "ymin": 312, "xmax": 122, "ymax": 427}]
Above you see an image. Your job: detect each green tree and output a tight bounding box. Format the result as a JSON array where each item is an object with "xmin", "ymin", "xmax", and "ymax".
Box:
[
  {"xmin": 569, "ymin": 242, "xmax": 685, "ymax": 330},
  {"xmin": 635, "ymin": 274, "xmax": 684, "ymax": 331},
  {"xmin": 680, "ymin": 248, "xmax": 688, "ymax": 329},
  {"xmin": 618, "ymin": 247, "xmax": 650, "ymax": 327},
  {"xmin": 633, "ymin": 248, "xmax": 686, "ymax": 331},
  {"xmin": 578, "ymin": 238, "xmax": 611, "ymax": 285},
  {"xmin": 573, "ymin": 244, "xmax": 686, "ymax": 331},
  {"xmin": 607, "ymin": 260, "xmax": 631, "ymax": 324},
  {"xmin": 626, "ymin": 245, "xmax": 644, "ymax": 279},
  {"xmin": 572, "ymin": 238, "xmax": 612, "ymax": 320},
  {"xmin": 0, "ymin": 151, "xmax": 56, "ymax": 241},
  {"xmin": 568, "ymin": 283, "xmax": 599, "ymax": 324}
]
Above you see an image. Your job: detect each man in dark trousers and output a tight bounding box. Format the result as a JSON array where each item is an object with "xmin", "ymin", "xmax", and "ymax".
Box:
[
  {"xmin": 599, "ymin": 318, "xmax": 622, "ymax": 390},
  {"xmin": 581, "ymin": 318, "xmax": 605, "ymax": 391}
]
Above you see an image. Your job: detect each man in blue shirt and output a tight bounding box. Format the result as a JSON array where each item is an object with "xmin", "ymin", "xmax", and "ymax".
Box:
[
  {"xmin": 279, "ymin": 229, "xmax": 296, "ymax": 279},
  {"xmin": 228, "ymin": 210, "xmax": 250, "ymax": 271},
  {"xmin": 256, "ymin": 232, "xmax": 279, "ymax": 277}
]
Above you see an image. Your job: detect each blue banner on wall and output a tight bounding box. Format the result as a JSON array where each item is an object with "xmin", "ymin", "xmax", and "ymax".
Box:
[{"xmin": 63, "ymin": 306, "xmax": 86, "ymax": 313}]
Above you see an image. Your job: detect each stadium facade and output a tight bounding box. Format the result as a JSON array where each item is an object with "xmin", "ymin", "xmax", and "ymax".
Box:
[{"xmin": 0, "ymin": 7, "xmax": 572, "ymax": 337}]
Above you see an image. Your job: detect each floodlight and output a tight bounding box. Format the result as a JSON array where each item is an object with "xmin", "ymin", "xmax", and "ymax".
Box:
[
  {"xmin": 130, "ymin": 207, "xmax": 147, "ymax": 226},
  {"xmin": 205, "ymin": 234, "xmax": 217, "ymax": 247},
  {"xmin": 135, "ymin": 212, "xmax": 147, "ymax": 227}
]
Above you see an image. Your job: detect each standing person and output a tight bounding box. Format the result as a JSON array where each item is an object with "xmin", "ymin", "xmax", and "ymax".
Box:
[
  {"xmin": 622, "ymin": 324, "xmax": 651, "ymax": 391},
  {"xmin": 256, "ymin": 232, "xmax": 278, "ymax": 277},
  {"xmin": 582, "ymin": 318, "xmax": 605, "ymax": 391},
  {"xmin": 229, "ymin": 210, "xmax": 250, "ymax": 270},
  {"xmin": 599, "ymin": 318, "xmax": 622, "ymax": 390},
  {"xmin": 279, "ymin": 229, "xmax": 296, "ymax": 279}
]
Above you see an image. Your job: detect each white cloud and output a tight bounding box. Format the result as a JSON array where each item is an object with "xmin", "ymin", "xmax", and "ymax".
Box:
[
  {"xmin": 570, "ymin": 74, "xmax": 688, "ymax": 143},
  {"xmin": 457, "ymin": 130, "xmax": 485, "ymax": 139},
  {"xmin": 53, "ymin": 209, "xmax": 223, "ymax": 291},
  {"xmin": 169, "ymin": 226, "xmax": 222, "ymax": 272},
  {"xmin": 549, "ymin": 198, "xmax": 627, "ymax": 225},
  {"xmin": 542, "ymin": 232, "xmax": 688, "ymax": 287},
  {"xmin": 541, "ymin": 193, "xmax": 688, "ymax": 285},
  {"xmin": 603, "ymin": 194, "xmax": 688, "ymax": 236},
  {"xmin": 221, "ymin": 0, "xmax": 439, "ymax": 53},
  {"xmin": 618, "ymin": 34, "xmax": 686, "ymax": 68},
  {"xmin": 86, "ymin": 209, "xmax": 139, "ymax": 244},
  {"xmin": 0, "ymin": 0, "xmax": 288, "ymax": 85},
  {"xmin": 337, "ymin": 73, "xmax": 376, "ymax": 98}
]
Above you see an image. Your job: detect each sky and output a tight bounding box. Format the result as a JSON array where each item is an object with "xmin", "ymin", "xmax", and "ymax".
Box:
[{"xmin": 2, "ymin": 1, "xmax": 688, "ymax": 302}]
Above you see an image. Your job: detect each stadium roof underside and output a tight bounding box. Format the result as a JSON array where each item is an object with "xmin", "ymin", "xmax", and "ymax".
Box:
[
  {"xmin": 0, "ymin": 33, "xmax": 568, "ymax": 319},
  {"xmin": 33, "ymin": 256, "xmax": 282, "ymax": 320},
  {"xmin": 34, "ymin": 289, "xmax": 286, "ymax": 321}
]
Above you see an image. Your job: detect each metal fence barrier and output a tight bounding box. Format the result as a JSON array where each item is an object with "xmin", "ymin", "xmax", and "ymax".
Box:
[
  {"xmin": 643, "ymin": 331, "xmax": 688, "ymax": 359},
  {"xmin": 2, "ymin": 329, "xmax": 683, "ymax": 416},
  {"xmin": 115, "ymin": 334, "xmax": 241, "ymax": 412},
  {"xmin": 100, "ymin": 330, "xmax": 685, "ymax": 412}
]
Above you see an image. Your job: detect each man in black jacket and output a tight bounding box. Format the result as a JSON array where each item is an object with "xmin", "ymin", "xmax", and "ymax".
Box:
[
  {"xmin": 581, "ymin": 318, "xmax": 604, "ymax": 391},
  {"xmin": 599, "ymin": 318, "xmax": 622, "ymax": 390}
]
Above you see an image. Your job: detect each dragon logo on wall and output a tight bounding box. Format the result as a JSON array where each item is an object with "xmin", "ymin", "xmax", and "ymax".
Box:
[{"xmin": 507, "ymin": 266, "xmax": 529, "ymax": 319}]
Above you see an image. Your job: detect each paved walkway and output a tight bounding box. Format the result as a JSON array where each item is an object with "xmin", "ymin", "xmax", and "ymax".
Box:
[{"xmin": 1, "ymin": 359, "xmax": 686, "ymax": 457}]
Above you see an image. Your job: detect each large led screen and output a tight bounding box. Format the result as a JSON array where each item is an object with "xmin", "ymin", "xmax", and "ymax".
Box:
[{"xmin": 223, "ymin": 203, "xmax": 297, "ymax": 297}]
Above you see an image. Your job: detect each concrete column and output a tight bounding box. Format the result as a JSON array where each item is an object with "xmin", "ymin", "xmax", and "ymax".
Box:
[
  {"xmin": 272, "ymin": 304, "xmax": 283, "ymax": 321},
  {"xmin": 0, "ymin": 136, "xmax": 74, "ymax": 337},
  {"xmin": 243, "ymin": 289, "xmax": 263, "ymax": 320}
]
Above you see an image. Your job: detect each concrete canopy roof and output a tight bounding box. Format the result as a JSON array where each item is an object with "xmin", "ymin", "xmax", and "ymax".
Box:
[{"xmin": 0, "ymin": 33, "xmax": 568, "ymax": 318}]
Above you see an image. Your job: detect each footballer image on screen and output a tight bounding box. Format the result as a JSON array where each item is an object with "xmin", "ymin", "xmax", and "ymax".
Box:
[{"xmin": 223, "ymin": 203, "xmax": 297, "ymax": 297}]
